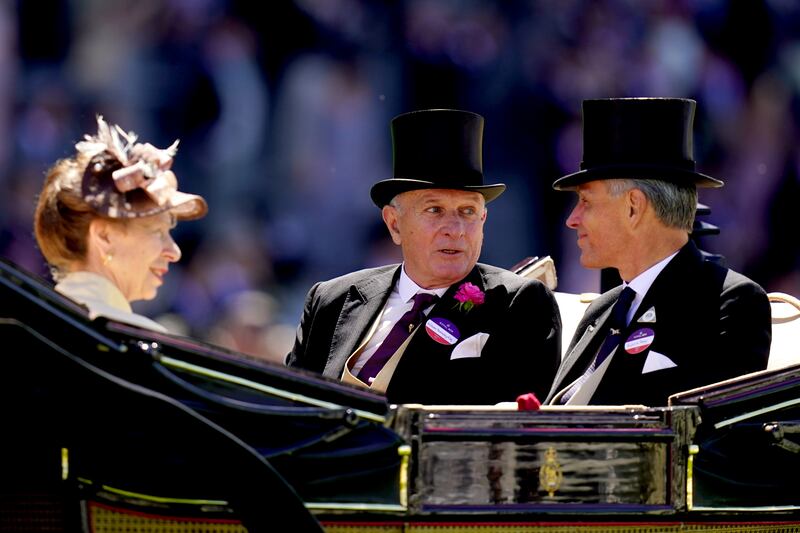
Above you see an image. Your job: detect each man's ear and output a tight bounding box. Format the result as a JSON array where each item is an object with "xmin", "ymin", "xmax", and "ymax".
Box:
[
  {"xmin": 627, "ymin": 188, "xmax": 647, "ymax": 227},
  {"xmin": 382, "ymin": 205, "xmax": 402, "ymax": 245}
]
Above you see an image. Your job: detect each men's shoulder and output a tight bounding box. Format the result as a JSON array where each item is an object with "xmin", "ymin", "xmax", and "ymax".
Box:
[
  {"xmin": 699, "ymin": 259, "xmax": 767, "ymax": 298},
  {"xmin": 723, "ymin": 267, "xmax": 767, "ymax": 294},
  {"xmin": 309, "ymin": 264, "xmax": 399, "ymax": 301},
  {"xmin": 321, "ymin": 264, "xmax": 398, "ymax": 286},
  {"xmin": 476, "ymin": 262, "xmax": 545, "ymax": 291},
  {"xmin": 675, "ymin": 242, "xmax": 767, "ymax": 298}
]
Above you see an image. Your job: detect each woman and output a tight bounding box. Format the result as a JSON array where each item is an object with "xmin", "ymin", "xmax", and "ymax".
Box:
[{"xmin": 34, "ymin": 116, "xmax": 207, "ymax": 332}]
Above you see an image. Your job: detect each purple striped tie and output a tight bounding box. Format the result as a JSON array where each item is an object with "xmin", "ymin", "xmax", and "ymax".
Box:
[{"xmin": 357, "ymin": 292, "xmax": 439, "ymax": 383}]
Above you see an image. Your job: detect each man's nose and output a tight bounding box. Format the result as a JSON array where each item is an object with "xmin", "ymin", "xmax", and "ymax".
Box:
[
  {"xmin": 442, "ymin": 212, "xmax": 466, "ymax": 236},
  {"xmin": 566, "ymin": 205, "xmax": 581, "ymax": 229}
]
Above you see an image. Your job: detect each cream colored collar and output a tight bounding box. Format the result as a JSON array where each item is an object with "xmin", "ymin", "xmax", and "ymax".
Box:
[
  {"xmin": 55, "ymin": 271, "xmax": 168, "ymax": 333},
  {"xmin": 56, "ymin": 271, "xmax": 132, "ymax": 315}
]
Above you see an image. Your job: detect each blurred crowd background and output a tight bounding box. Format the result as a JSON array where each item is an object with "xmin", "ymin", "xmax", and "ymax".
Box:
[{"xmin": 2, "ymin": 0, "xmax": 800, "ymax": 364}]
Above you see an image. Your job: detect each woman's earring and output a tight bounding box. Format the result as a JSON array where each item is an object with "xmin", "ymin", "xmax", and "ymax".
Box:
[{"xmin": 103, "ymin": 253, "xmax": 113, "ymax": 266}]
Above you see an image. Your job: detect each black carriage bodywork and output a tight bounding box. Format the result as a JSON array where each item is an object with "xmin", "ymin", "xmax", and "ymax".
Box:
[
  {"xmin": 0, "ymin": 258, "xmax": 397, "ymax": 531},
  {"xmin": 1, "ymin": 257, "xmax": 799, "ymax": 532}
]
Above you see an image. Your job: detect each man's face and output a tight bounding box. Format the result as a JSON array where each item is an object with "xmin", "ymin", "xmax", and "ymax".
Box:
[
  {"xmin": 383, "ymin": 189, "xmax": 487, "ymax": 289},
  {"xmin": 566, "ymin": 180, "xmax": 631, "ymax": 270}
]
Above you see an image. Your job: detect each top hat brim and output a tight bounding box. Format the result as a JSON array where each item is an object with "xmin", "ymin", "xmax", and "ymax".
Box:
[
  {"xmin": 370, "ymin": 178, "xmax": 506, "ymax": 208},
  {"xmin": 552, "ymin": 164, "xmax": 723, "ymax": 191}
]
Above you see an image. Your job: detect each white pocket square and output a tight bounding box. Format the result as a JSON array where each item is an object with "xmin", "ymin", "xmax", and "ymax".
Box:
[
  {"xmin": 638, "ymin": 306, "xmax": 657, "ymax": 323},
  {"xmin": 450, "ymin": 332, "xmax": 490, "ymax": 360},
  {"xmin": 642, "ymin": 350, "xmax": 677, "ymax": 374}
]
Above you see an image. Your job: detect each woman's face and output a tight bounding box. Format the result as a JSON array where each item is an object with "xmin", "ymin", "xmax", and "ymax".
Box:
[{"xmin": 104, "ymin": 212, "xmax": 182, "ymax": 302}]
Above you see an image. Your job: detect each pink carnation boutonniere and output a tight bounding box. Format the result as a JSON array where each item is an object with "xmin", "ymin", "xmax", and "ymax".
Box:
[{"xmin": 453, "ymin": 282, "xmax": 485, "ymax": 314}]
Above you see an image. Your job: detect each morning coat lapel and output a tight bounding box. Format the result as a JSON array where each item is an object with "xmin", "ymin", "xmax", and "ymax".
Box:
[
  {"xmin": 325, "ymin": 266, "xmax": 400, "ymax": 376},
  {"xmin": 550, "ymin": 286, "xmax": 623, "ymax": 395}
]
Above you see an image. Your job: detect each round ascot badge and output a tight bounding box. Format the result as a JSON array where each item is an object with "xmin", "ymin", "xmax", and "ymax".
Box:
[
  {"xmin": 624, "ymin": 328, "xmax": 655, "ymax": 354},
  {"xmin": 425, "ymin": 317, "xmax": 460, "ymax": 345}
]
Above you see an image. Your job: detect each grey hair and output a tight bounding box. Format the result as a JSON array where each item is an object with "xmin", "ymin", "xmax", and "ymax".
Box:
[
  {"xmin": 606, "ymin": 179, "xmax": 696, "ymax": 232},
  {"xmin": 388, "ymin": 195, "xmax": 403, "ymax": 213}
]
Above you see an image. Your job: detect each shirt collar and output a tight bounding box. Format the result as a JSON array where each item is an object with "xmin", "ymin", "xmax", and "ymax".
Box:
[
  {"xmin": 398, "ymin": 264, "xmax": 450, "ymax": 302},
  {"xmin": 623, "ymin": 249, "xmax": 679, "ymax": 321},
  {"xmin": 56, "ymin": 271, "xmax": 133, "ymax": 314}
]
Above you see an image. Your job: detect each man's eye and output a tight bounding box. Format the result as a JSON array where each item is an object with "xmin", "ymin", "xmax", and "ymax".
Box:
[
  {"xmin": 462, "ymin": 207, "xmax": 476, "ymax": 216},
  {"xmin": 425, "ymin": 206, "xmax": 442, "ymax": 213}
]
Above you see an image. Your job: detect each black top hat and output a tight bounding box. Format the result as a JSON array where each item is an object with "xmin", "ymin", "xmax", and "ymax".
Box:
[
  {"xmin": 553, "ymin": 98, "xmax": 723, "ymax": 190},
  {"xmin": 370, "ymin": 109, "xmax": 506, "ymax": 207}
]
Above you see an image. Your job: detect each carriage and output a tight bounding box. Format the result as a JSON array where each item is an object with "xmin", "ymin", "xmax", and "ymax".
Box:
[{"xmin": 2, "ymin": 255, "xmax": 799, "ymax": 532}]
